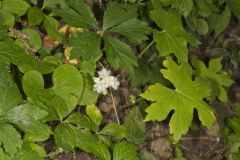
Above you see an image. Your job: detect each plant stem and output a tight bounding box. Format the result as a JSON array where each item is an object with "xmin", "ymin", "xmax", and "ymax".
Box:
[
  {"xmin": 138, "ymin": 40, "xmax": 154, "ymax": 58},
  {"xmin": 44, "ymin": 149, "xmax": 64, "ymax": 158},
  {"xmin": 110, "ymin": 89, "xmax": 120, "ymax": 124}
]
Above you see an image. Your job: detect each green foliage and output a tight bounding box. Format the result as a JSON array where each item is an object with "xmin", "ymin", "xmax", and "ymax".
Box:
[
  {"xmin": 192, "ymin": 57, "xmax": 233, "ymax": 102},
  {"xmin": 141, "ymin": 58, "xmax": 216, "ymax": 141}
]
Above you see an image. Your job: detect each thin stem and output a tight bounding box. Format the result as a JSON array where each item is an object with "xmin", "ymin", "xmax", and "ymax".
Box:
[
  {"xmin": 110, "ymin": 89, "xmax": 120, "ymax": 124},
  {"xmin": 98, "ymin": 61, "xmax": 105, "ymax": 68},
  {"xmin": 44, "ymin": 149, "xmax": 64, "ymax": 158},
  {"xmin": 138, "ymin": 40, "xmax": 154, "ymax": 58}
]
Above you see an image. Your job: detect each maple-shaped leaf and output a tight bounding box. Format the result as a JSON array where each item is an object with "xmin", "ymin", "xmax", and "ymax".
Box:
[
  {"xmin": 141, "ymin": 58, "xmax": 216, "ymax": 141},
  {"xmin": 192, "ymin": 57, "xmax": 233, "ymax": 102},
  {"xmin": 150, "ymin": 5, "xmax": 199, "ymax": 62}
]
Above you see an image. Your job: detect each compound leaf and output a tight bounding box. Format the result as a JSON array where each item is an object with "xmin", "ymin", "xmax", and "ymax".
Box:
[{"xmin": 104, "ymin": 35, "xmax": 138, "ymax": 73}]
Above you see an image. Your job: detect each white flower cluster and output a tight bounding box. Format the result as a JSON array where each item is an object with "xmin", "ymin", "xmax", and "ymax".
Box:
[{"xmin": 93, "ymin": 68, "xmax": 120, "ymax": 95}]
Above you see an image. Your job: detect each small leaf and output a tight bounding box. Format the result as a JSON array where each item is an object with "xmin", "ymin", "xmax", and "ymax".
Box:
[
  {"xmin": 172, "ymin": 0, "xmax": 193, "ymax": 17},
  {"xmin": 0, "ymin": 123, "xmax": 22, "ymax": 155},
  {"xmin": 28, "ymin": 7, "xmax": 44, "ymax": 26},
  {"xmin": 42, "ymin": 0, "xmax": 65, "ymax": 9},
  {"xmin": 196, "ymin": 18, "xmax": 209, "ymax": 35},
  {"xmin": 109, "ymin": 19, "xmax": 152, "ymax": 45},
  {"xmin": 192, "ymin": 57, "xmax": 233, "ymax": 102},
  {"xmin": 54, "ymin": 0, "xmax": 98, "ymax": 29},
  {"xmin": 55, "ymin": 123, "xmax": 111, "ymax": 160},
  {"xmin": 68, "ymin": 32, "xmax": 101, "ymax": 60},
  {"xmin": 22, "ymin": 28, "xmax": 42, "ymax": 51},
  {"xmin": 124, "ymin": 107, "xmax": 146, "ymax": 144},
  {"xmin": 43, "ymin": 16, "xmax": 63, "ymax": 43},
  {"xmin": 113, "ymin": 142, "xmax": 139, "ymax": 160},
  {"xmin": 0, "ymin": 71, "xmax": 22, "ymax": 116},
  {"xmin": 100, "ymin": 123, "xmax": 126, "ymax": 139},
  {"xmin": 227, "ymin": 0, "xmax": 240, "ymax": 20},
  {"xmin": 104, "ymin": 35, "xmax": 138, "ymax": 73},
  {"xmin": 65, "ymin": 112, "xmax": 98, "ymax": 131},
  {"xmin": 86, "ymin": 104, "xmax": 103, "ymax": 127},
  {"xmin": 2, "ymin": 0, "xmax": 30, "ymax": 16},
  {"xmin": 0, "ymin": 10, "xmax": 15, "ymax": 27},
  {"xmin": 13, "ymin": 143, "xmax": 46, "ymax": 160},
  {"xmin": 103, "ymin": 2, "xmax": 138, "ymax": 30}
]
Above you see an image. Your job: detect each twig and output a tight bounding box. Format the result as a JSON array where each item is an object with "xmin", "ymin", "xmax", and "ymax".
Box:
[
  {"xmin": 110, "ymin": 88, "xmax": 120, "ymax": 124},
  {"xmin": 138, "ymin": 40, "xmax": 154, "ymax": 58}
]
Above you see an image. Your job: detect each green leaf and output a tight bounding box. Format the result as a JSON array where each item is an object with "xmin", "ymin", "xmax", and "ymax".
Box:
[
  {"xmin": 0, "ymin": 71, "xmax": 22, "ymax": 116},
  {"xmin": 65, "ymin": 112, "xmax": 98, "ymax": 131},
  {"xmin": 124, "ymin": 107, "xmax": 146, "ymax": 144},
  {"xmin": 104, "ymin": 35, "xmax": 138, "ymax": 73},
  {"xmin": 42, "ymin": 0, "xmax": 65, "ymax": 9},
  {"xmin": 0, "ymin": 123, "xmax": 22, "ymax": 155},
  {"xmin": 86, "ymin": 104, "xmax": 103, "ymax": 127},
  {"xmin": 208, "ymin": 6, "xmax": 231, "ymax": 37},
  {"xmin": 103, "ymin": 2, "xmax": 138, "ymax": 31},
  {"xmin": 141, "ymin": 58, "xmax": 216, "ymax": 141},
  {"xmin": 0, "ymin": 10, "xmax": 15, "ymax": 27},
  {"xmin": 113, "ymin": 142, "xmax": 139, "ymax": 160},
  {"xmin": 55, "ymin": 123, "xmax": 111, "ymax": 160},
  {"xmin": 196, "ymin": 18, "xmax": 209, "ymax": 35},
  {"xmin": 192, "ymin": 57, "xmax": 233, "ymax": 102},
  {"xmin": 68, "ymin": 32, "xmax": 101, "ymax": 60},
  {"xmin": 13, "ymin": 143, "xmax": 46, "ymax": 160},
  {"xmin": 54, "ymin": 0, "xmax": 98, "ymax": 29},
  {"xmin": 174, "ymin": 148, "xmax": 187, "ymax": 160},
  {"xmin": 100, "ymin": 123, "xmax": 126, "ymax": 139},
  {"xmin": 43, "ymin": 15, "xmax": 63, "ymax": 43},
  {"xmin": 227, "ymin": 0, "xmax": 240, "ymax": 20},
  {"xmin": 28, "ymin": 7, "xmax": 44, "ymax": 26},
  {"xmin": 0, "ymin": 41, "xmax": 56, "ymax": 74},
  {"xmin": 109, "ymin": 19, "xmax": 152, "ymax": 45},
  {"xmin": 79, "ymin": 74, "xmax": 99, "ymax": 105},
  {"xmin": 23, "ymin": 65, "xmax": 84, "ymax": 120},
  {"xmin": 2, "ymin": 104, "xmax": 52, "ymax": 142},
  {"xmin": 150, "ymin": 7, "xmax": 197, "ymax": 62},
  {"xmin": 139, "ymin": 151, "xmax": 156, "ymax": 160},
  {"xmin": 172, "ymin": 0, "xmax": 193, "ymax": 17},
  {"xmin": 2, "ymin": 0, "xmax": 30, "ymax": 16},
  {"xmin": 22, "ymin": 28, "xmax": 42, "ymax": 51}
]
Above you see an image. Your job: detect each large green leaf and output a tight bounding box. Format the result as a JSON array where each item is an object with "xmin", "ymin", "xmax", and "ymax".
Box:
[
  {"xmin": 86, "ymin": 104, "xmax": 103, "ymax": 127},
  {"xmin": 192, "ymin": 57, "xmax": 233, "ymax": 102},
  {"xmin": 113, "ymin": 142, "xmax": 139, "ymax": 160},
  {"xmin": 104, "ymin": 36, "xmax": 138, "ymax": 73},
  {"xmin": 55, "ymin": 123, "xmax": 111, "ymax": 160},
  {"xmin": 0, "ymin": 123, "xmax": 22, "ymax": 156},
  {"xmin": 22, "ymin": 28, "xmax": 42, "ymax": 51},
  {"xmin": 103, "ymin": 2, "xmax": 138, "ymax": 31},
  {"xmin": 54, "ymin": 0, "xmax": 98, "ymax": 29},
  {"xmin": 23, "ymin": 65, "xmax": 84, "ymax": 120},
  {"xmin": 141, "ymin": 58, "xmax": 216, "ymax": 141},
  {"xmin": 2, "ymin": 0, "xmax": 30, "ymax": 16},
  {"xmin": 68, "ymin": 32, "xmax": 101, "ymax": 60},
  {"xmin": 124, "ymin": 107, "xmax": 146, "ymax": 144}
]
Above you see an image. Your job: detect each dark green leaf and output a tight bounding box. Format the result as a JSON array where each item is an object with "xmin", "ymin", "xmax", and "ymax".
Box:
[
  {"xmin": 28, "ymin": 7, "xmax": 44, "ymax": 26},
  {"xmin": 2, "ymin": 0, "xmax": 30, "ymax": 16},
  {"xmin": 113, "ymin": 142, "xmax": 139, "ymax": 160}
]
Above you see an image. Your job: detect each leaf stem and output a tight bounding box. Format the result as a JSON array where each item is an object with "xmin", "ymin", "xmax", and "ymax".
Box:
[
  {"xmin": 110, "ymin": 88, "xmax": 120, "ymax": 124},
  {"xmin": 138, "ymin": 40, "xmax": 154, "ymax": 58}
]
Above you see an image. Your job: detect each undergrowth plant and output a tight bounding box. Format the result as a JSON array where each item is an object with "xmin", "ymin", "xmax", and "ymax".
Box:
[{"xmin": 0, "ymin": 0, "xmax": 239, "ymax": 159}]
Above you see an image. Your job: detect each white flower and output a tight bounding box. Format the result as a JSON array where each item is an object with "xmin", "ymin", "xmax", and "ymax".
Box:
[{"xmin": 93, "ymin": 68, "xmax": 120, "ymax": 94}]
